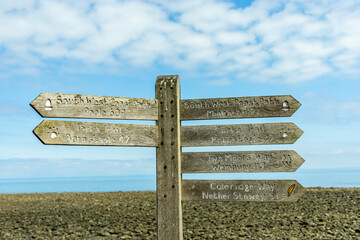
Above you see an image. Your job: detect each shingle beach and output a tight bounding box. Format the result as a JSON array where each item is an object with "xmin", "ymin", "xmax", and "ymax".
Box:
[{"xmin": 0, "ymin": 188, "xmax": 359, "ymax": 239}]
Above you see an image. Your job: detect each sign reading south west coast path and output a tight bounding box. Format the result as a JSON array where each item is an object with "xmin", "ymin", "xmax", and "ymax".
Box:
[
  {"xmin": 30, "ymin": 93, "xmax": 158, "ymax": 120},
  {"xmin": 33, "ymin": 120, "xmax": 158, "ymax": 147},
  {"xmin": 181, "ymin": 150, "xmax": 304, "ymax": 173},
  {"xmin": 182, "ymin": 180, "xmax": 305, "ymax": 202},
  {"xmin": 181, "ymin": 95, "xmax": 301, "ymax": 120}
]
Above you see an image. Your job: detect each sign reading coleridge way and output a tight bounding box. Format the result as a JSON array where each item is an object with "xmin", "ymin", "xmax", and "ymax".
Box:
[
  {"xmin": 181, "ymin": 150, "xmax": 304, "ymax": 173},
  {"xmin": 30, "ymin": 93, "xmax": 158, "ymax": 120},
  {"xmin": 181, "ymin": 95, "xmax": 301, "ymax": 120},
  {"xmin": 181, "ymin": 122, "xmax": 303, "ymax": 147},
  {"xmin": 33, "ymin": 120, "xmax": 158, "ymax": 147},
  {"xmin": 182, "ymin": 180, "xmax": 305, "ymax": 202}
]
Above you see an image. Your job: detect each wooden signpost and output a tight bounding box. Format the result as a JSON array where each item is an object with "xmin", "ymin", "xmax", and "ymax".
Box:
[
  {"xmin": 31, "ymin": 75, "xmax": 305, "ymax": 240},
  {"xmin": 155, "ymin": 76, "xmax": 183, "ymax": 239}
]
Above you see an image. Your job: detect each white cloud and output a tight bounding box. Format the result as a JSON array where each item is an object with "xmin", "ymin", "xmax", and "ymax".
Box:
[
  {"xmin": 330, "ymin": 149, "xmax": 344, "ymax": 155},
  {"xmin": 215, "ymin": 31, "xmax": 255, "ymax": 46},
  {"xmin": 1, "ymin": 0, "xmax": 360, "ymax": 83},
  {"xmin": 339, "ymin": 100, "xmax": 360, "ymax": 115},
  {"xmin": 300, "ymin": 93, "xmax": 360, "ymax": 124},
  {"xmin": 206, "ymin": 78, "xmax": 232, "ymax": 86},
  {"xmin": 0, "ymin": 100, "xmax": 28, "ymax": 116}
]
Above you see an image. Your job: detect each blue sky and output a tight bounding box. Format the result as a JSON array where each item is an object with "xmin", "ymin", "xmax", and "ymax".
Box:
[{"xmin": 0, "ymin": 0, "xmax": 359, "ymax": 187}]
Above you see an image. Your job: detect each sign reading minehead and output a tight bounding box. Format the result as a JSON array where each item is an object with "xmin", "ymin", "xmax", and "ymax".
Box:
[
  {"xmin": 31, "ymin": 75, "xmax": 305, "ymax": 240},
  {"xmin": 181, "ymin": 95, "xmax": 301, "ymax": 120}
]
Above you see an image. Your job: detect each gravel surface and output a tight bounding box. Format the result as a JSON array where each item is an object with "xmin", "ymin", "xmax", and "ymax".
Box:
[{"xmin": 0, "ymin": 188, "xmax": 359, "ymax": 239}]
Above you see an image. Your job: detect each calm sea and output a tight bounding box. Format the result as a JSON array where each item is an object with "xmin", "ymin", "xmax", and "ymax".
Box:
[
  {"xmin": 0, "ymin": 169, "xmax": 359, "ymax": 194},
  {"xmin": 0, "ymin": 175, "xmax": 156, "ymax": 194}
]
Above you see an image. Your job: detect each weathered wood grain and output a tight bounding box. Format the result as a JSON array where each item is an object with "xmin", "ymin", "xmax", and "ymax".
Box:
[
  {"xmin": 182, "ymin": 180, "xmax": 305, "ymax": 202},
  {"xmin": 30, "ymin": 93, "xmax": 158, "ymax": 120},
  {"xmin": 33, "ymin": 120, "xmax": 158, "ymax": 147},
  {"xmin": 181, "ymin": 122, "xmax": 303, "ymax": 147},
  {"xmin": 181, "ymin": 150, "xmax": 304, "ymax": 173},
  {"xmin": 155, "ymin": 75, "xmax": 183, "ymax": 240},
  {"xmin": 181, "ymin": 95, "xmax": 301, "ymax": 120}
]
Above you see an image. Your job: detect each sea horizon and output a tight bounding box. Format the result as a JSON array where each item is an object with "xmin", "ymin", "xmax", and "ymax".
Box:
[{"xmin": 0, "ymin": 168, "xmax": 359, "ymax": 194}]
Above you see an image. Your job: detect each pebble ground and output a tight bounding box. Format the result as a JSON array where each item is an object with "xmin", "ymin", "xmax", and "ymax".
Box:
[{"xmin": 0, "ymin": 188, "xmax": 359, "ymax": 239}]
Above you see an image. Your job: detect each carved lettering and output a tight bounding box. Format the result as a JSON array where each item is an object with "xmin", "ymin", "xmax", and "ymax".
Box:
[
  {"xmin": 55, "ymin": 95, "xmax": 152, "ymax": 109},
  {"xmin": 65, "ymin": 133, "xmax": 130, "ymax": 145},
  {"xmin": 84, "ymin": 107, "xmax": 106, "ymax": 117},
  {"xmin": 105, "ymin": 127, "xmax": 122, "ymax": 134},
  {"xmin": 211, "ymin": 162, "xmax": 265, "ymax": 171},
  {"xmin": 219, "ymin": 126, "xmax": 242, "ymax": 134},
  {"xmin": 210, "ymin": 182, "xmax": 254, "ymax": 192},
  {"xmin": 202, "ymin": 192, "xmax": 231, "ymax": 200},
  {"xmin": 206, "ymin": 108, "xmax": 260, "ymax": 118},
  {"xmin": 211, "ymin": 134, "xmax": 274, "ymax": 144},
  {"xmin": 233, "ymin": 192, "xmax": 265, "ymax": 201},
  {"xmin": 258, "ymin": 182, "xmax": 276, "ymax": 191},
  {"xmin": 282, "ymin": 154, "xmax": 293, "ymax": 167},
  {"xmin": 183, "ymin": 97, "xmax": 281, "ymax": 110},
  {"xmin": 118, "ymin": 136, "xmax": 130, "ymax": 144},
  {"xmin": 78, "ymin": 125, "xmax": 100, "ymax": 133},
  {"xmin": 256, "ymin": 153, "xmax": 272, "ymax": 161},
  {"xmin": 269, "ymin": 192, "xmax": 280, "ymax": 200}
]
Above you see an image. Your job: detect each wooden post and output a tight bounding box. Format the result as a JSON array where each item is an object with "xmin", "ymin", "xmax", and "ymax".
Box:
[{"xmin": 156, "ymin": 75, "xmax": 183, "ymax": 240}]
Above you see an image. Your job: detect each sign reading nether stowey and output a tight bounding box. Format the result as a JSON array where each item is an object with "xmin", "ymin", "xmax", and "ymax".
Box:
[{"xmin": 182, "ymin": 180, "xmax": 305, "ymax": 202}]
